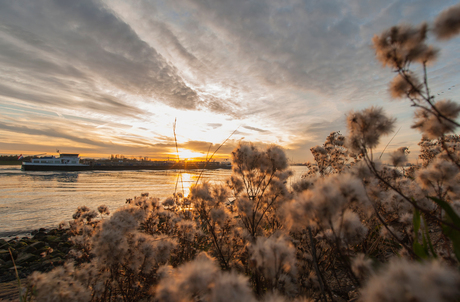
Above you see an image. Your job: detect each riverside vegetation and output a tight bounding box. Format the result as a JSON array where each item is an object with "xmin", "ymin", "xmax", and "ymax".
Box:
[{"xmin": 4, "ymin": 4, "xmax": 460, "ymax": 302}]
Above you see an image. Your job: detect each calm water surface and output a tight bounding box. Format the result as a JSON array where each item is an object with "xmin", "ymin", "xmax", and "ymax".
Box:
[{"xmin": 0, "ymin": 165, "xmax": 307, "ymax": 238}]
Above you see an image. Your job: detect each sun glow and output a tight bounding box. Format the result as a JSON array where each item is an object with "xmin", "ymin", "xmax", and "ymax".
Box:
[
  {"xmin": 176, "ymin": 172, "xmax": 195, "ymax": 197},
  {"xmin": 174, "ymin": 149, "xmax": 205, "ymax": 160}
]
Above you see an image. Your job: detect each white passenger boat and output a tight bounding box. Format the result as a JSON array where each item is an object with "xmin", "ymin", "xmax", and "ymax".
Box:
[{"xmin": 21, "ymin": 154, "xmax": 90, "ymax": 171}]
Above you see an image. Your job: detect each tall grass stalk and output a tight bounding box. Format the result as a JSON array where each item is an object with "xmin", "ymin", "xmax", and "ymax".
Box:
[
  {"xmin": 195, "ymin": 126, "xmax": 240, "ymax": 185},
  {"xmin": 8, "ymin": 248, "xmax": 28, "ymax": 302},
  {"xmin": 173, "ymin": 118, "xmax": 184, "ymax": 196},
  {"xmin": 379, "ymin": 126, "xmax": 401, "ymax": 160}
]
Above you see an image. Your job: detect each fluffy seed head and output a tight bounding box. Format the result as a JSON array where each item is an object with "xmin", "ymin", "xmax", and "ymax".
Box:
[
  {"xmin": 412, "ymin": 100, "xmax": 460, "ymax": 139},
  {"xmin": 346, "ymin": 107, "xmax": 396, "ymax": 152},
  {"xmin": 434, "ymin": 3, "xmax": 460, "ymax": 40},
  {"xmin": 360, "ymin": 259, "xmax": 460, "ymax": 302}
]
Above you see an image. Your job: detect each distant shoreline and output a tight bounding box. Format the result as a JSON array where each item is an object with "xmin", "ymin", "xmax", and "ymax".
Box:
[{"xmin": 1, "ymin": 163, "xmax": 308, "ymax": 167}]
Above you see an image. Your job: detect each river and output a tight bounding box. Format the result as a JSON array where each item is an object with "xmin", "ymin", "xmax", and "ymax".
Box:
[{"xmin": 0, "ymin": 165, "xmax": 307, "ymax": 238}]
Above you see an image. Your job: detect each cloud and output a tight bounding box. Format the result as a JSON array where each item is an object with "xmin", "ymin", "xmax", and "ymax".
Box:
[
  {"xmin": 243, "ymin": 125, "xmax": 271, "ymax": 133},
  {"xmin": 182, "ymin": 140, "xmax": 214, "ymax": 152},
  {"xmin": 0, "ymin": 80, "xmax": 144, "ymax": 117},
  {"xmin": 174, "ymin": 0, "xmax": 368, "ymax": 93},
  {"xmin": 1, "ymin": 0, "xmax": 459, "ymax": 162},
  {"xmin": 0, "ymin": 0, "xmax": 202, "ymax": 111},
  {"xmin": 163, "ymin": 0, "xmax": 459, "ymax": 107},
  {"xmin": 303, "ymin": 117, "xmax": 346, "ymax": 141},
  {"xmin": 0, "ymin": 121, "xmax": 108, "ymax": 148},
  {"xmin": 116, "ymin": 135, "xmax": 174, "ymax": 149},
  {"xmin": 207, "ymin": 123, "xmax": 222, "ymax": 129}
]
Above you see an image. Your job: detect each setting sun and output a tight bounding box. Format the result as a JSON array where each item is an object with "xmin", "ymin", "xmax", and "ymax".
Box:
[{"xmin": 174, "ymin": 149, "xmax": 205, "ymax": 160}]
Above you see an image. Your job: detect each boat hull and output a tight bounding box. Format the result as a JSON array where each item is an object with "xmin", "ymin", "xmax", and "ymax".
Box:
[
  {"xmin": 21, "ymin": 163, "xmax": 231, "ymax": 171},
  {"xmin": 21, "ymin": 164, "xmax": 91, "ymax": 171}
]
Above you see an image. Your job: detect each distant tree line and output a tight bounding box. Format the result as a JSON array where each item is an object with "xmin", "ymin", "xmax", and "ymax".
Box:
[
  {"xmin": 0, "ymin": 155, "xmax": 33, "ymax": 165},
  {"xmin": 0, "ymin": 155, "xmax": 32, "ymax": 161},
  {"xmin": 109, "ymin": 154, "xmax": 166, "ymax": 162}
]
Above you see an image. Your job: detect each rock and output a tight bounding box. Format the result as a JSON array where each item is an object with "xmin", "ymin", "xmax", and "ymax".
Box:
[
  {"xmin": 36, "ymin": 246, "xmax": 51, "ymax": 256},
  {"xmin": 45, "ymin": 235, "xmax": 60, "ymax": 244},
  {"xmin": 48, "ymin": 229, "xmax": 58, "ymax": 235},
  {"xmin": 57, "ymin": 241, "xmax": 72, "ymax": 254},
  {"xmin": 56, "ymin": 228, "xmax": 67, "ymax": 235},
  {"xmin": 40, "ymin": 260, "xmax": 56, "ymax": 271},
  {"xmin": 30, "ymin": 241, "xmax": 46, "ymax": 250},
  {"xmin": 33, "ymin": 232, "xmax": 47, "ymax": 240},
  {"xmin": 50, "ymin": 251, "xmax": 66, "ymax": 260},
  {"xmin": 16, "ymin": 253, "xmax": 39, "ymax": 264},
  {"xmin": 9, "ymin": 265, "xmax": 22, "ymax": 270},
  {"xmin": 4, "ymin": 260, "xmax": 13, "ymax": 269},
  {"xmin": 0, "ymin": 227, "xmax": 72, "ymax": 282},
  {"xmin": 50, "ymin": 257, "xmax": 64, "ymax": 265},
  {"xmin": 12, "ymin": 249, "xmax": 18, "ymax": 260},
  {"xmin": 23, "ymin": 245, "xmax": 37, "ymax": 254},
  {"xmin": 14, "ymin": 241, "xmax": 28, "ymax": 249},
  {"xmin": 29, "ymin": 262, "xmax": 44, "ymax": 271},
  {"xmin": 0, "ymin": 249, "xmax": 14, "ymax": 262}
]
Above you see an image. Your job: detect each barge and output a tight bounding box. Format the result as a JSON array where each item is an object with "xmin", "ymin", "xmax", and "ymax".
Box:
[{"xmin": 21, "ymin": 154, "xmax": 231, "ymax": 171}]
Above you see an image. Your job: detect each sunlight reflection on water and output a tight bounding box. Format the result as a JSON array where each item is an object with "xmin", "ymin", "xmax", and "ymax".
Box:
[{"xmin": 0, "ymin": 165, "xmax": 307, "ymax": 238}]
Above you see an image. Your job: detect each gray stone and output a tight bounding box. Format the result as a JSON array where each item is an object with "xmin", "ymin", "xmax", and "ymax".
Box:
[
  {"xmin": 33, "ymin": 232, "xmax": 47, "ymax": 240},
  {"xmin": 30, "ymin": 241, "xmax": 46, "ymax": 250},
  {"xmin": 23, "ymin": 245, "xmax": 37, "ymax": 254},
  {"xmin": 9, "ymin": 265, "xmax": 22, "ymax": 270},
  {"xmin": 16, "ymin": 253, "xmax": 39, "ymax": 264},
  {"xmin": 4, "ymin": 260, "xmax": 13, "ymax": 268},
  {"xmin": 0, "ymin": 249, "xmax": 13, "ymax": 262},
  {"xmin": 14, "ymin": 241, "xmax": 28, "ymax": 249}
]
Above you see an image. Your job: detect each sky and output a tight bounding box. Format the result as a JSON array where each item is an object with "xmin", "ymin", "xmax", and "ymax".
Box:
[{"xmin": 0, "ymin": 0, "xmax": 459, "ymax": 162}]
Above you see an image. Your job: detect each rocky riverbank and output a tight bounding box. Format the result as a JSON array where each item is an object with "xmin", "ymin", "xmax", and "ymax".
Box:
[{"xmin": 0, "ymin": 228, "xmax": 72, "ymax": 283}]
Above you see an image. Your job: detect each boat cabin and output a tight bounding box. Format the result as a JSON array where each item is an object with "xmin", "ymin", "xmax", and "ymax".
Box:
[{"xmin": 30, "ymin": 154, "xmax": 81, "ymax": 165}]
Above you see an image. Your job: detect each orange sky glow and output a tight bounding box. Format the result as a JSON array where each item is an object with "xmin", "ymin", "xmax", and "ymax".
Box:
[{"xmin": 1, "ymin": 1, "xmax": 459, "ymax": 163}]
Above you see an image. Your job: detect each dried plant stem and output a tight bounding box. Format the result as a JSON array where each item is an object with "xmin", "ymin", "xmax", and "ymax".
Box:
[
  {"xmin": 400, "ymin": 67, "xmax": 460, "ymax": 127},
  {"xmin": 379, "ymin": 126, "xmax": 401, "ymax": 160},
  {"xmin": 195, "ymin": 127, "xmax": 240, "ymax": 185},
  {"xmin": 9, "ymin": 248, "xmax": 26, "ymax": 302},
  {"xmin": 206, "ymin": 143, "xmax": 212, "ymax": 161},
  {"xmin": 363, "ymin": 151, "xmax": 460, "ymax": 231},
  {"xmin": 440, "ymin": 136, "xmax": 460, "ymax": 169},
  {"xmin": 363, "ymin": 188, "xmax": 419, "ymax": 260},
  {"xmin": 308, "ymin": 227, "xmax": 328, "ymax": 302},
  {"xmin": 173, "ymin": 118, "xmax": 184, "ymax": 196}
]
